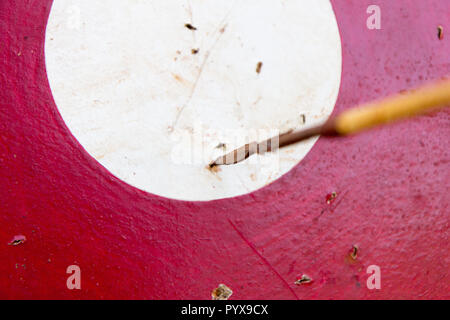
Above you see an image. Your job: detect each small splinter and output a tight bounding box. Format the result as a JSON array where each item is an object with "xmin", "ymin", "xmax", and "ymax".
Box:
[
  {"xmin": 8, "ymin": 235, "xmax": 26, "ymax": 246},
  {"xmin": 207, "ymin": 162, "xmax": 221, "ymax": 173},
  {"xmin": 216, "ymin": 143, "xmax": 226, "ymax": 149},
  {"xmin": 300, "ymin": 114, "xmax": 306, "ymax": 124},
  {"xmin": 438, "ymin": 26, "xmax": 444, "ymax": 40},
  {"xmin": 350, "ymin": 245, "xmax": 359, "ymax": 260},
  {"xmin": 208, "ymin": 161, "xmax": 216, "ymax": 168},
  {"xmin": 326, "ymin": 192, "xmax": 337, "ymax": 204},
  {"xmin": 295, "ymin": 274, "xmax": 313, "ymax": 285},
  {"xmin": 256, "ymin": 61, "xmax": 263, "ymax": 74},
  {"xmin": 185, "ymin": 23, "xmax": 197, "ymax": 31},
  {"xmin": 212, "ymin": 284, "xmax": 233, "ymax": 300}
]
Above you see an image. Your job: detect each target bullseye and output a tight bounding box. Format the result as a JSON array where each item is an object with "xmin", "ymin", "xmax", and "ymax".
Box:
[{"xmin": 45, "ymin": 0, "xmax": 342, "ymax": 201}]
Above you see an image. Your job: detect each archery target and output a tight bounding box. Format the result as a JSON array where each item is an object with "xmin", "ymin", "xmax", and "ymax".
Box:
[{"xmin": 1, "ymin": 0, "xmax": 449, "ymax": 301}]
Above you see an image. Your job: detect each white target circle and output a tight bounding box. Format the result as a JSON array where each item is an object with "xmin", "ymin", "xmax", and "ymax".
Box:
[{"xmin": 45, "ymin": 0, "xmax": 342, "ymax": 201}]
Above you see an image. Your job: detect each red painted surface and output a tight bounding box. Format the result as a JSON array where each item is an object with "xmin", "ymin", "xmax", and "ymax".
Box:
[{"xmin": 0, "ymin": 0, "xmax": 449, "ymax": 299}]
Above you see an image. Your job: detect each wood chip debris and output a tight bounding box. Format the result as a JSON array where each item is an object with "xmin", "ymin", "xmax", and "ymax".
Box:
[
  {"xmin": 295, "ymin": 274, "xmax": 313, "ymax": 285},
  {"xmin": 211, "ymin": 284, "xmax": 233, "ymax": 300},
  {"xmin": 349, "ymin": 245, "xmax": 359, "ymax": 260},
  {"xmin": 215, "ymin": 143, "xmax": 226, "ymax": 149},
  {"xmin": 300, "ymin": 114, "xmax": 306, "ymax": 124},
  {"xmin": 438, "ymin": 26, "xmax": 444, "ymax": 40},
  {"xmin": 8, "ymin": 235, "xmax": 26, "ymax": 246},
  {"xmin": 207, "ymin": 163, "xmax": 221, "ymax": 173},
  {"xmin": 185, "ymin": 23, "xmax": 197, "ymax": 31},
  {"xmin": 326, "ymin": 191, "xmax": 337, "ymax": 204},
  {"xmin": 256, "ymin": 61, "xmax": 263, "ymax": 74}
]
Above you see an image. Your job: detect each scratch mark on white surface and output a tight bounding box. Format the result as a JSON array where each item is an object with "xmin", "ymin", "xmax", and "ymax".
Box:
[{"xmin": 171, "ymin": 1, "xmax": 238, "ymax": 131}]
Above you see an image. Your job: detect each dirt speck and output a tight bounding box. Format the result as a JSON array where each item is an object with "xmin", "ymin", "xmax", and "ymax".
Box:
[
  {"xmin": 438, "ymin": 26, "xmax": 444, "ymax": 40},
  {"xmin": 191, "ymin": 48, "xmax": 200, "ymax": 55},
  {"xmin": 207, "ymin": 163, "xmax": 221, "ymax": 173},
  {"xmin": 349, "ymin": 245, "xmax": 359, "ymax": 261},
  {"xmin": 8, "ymin": 235, "xmax": 26, "ymax": 246},
  {"xmin": 256, "ymin": 61, "xmax": 263, "ymax": 74},
  {"xmin": 212, "ymin": 284, "xmax": 233, "ymax": 300},
  {"xmin": 300, "ymin": 114, "xmax": 306, "ymax": 124},
  {"xmin": 185, "ymin": 23, "xmax": 197, "ymax": 31},
  {"xmin": 295, "ymin": 274, "xmax": 313, "ymax": 285},
  {"xmin": 326, "ymin": 191, "xmax": 337, "ymax": 204}
]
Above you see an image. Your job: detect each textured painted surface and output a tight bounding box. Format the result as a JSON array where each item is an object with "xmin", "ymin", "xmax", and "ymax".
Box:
[{"xmin": 0, "ymin": 0, "xmax": 449, "ymax": 299}]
